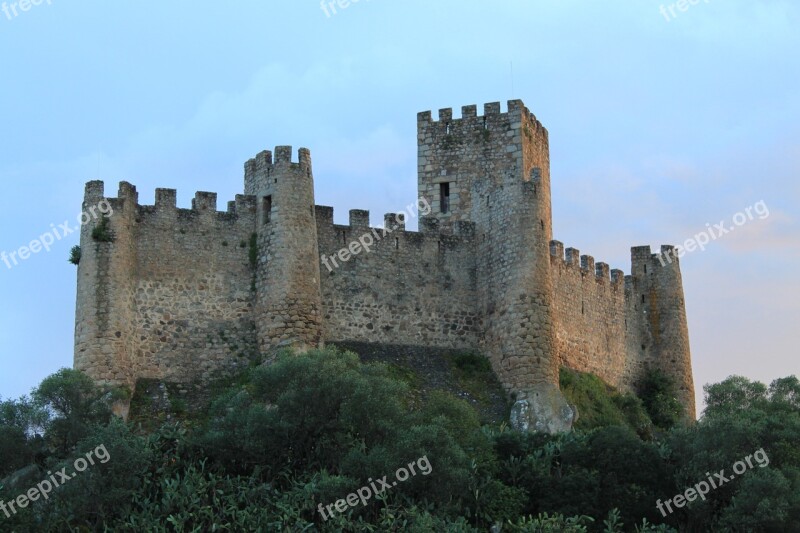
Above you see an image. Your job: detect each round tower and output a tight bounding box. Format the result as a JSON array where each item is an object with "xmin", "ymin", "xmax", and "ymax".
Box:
[
  {"xmin": 244, "ymin": 146, "xmax": 323, "ymax": 354},
  {"xmin": 629, "ymin": 245, "xmax": 696, "ymax": 420}
]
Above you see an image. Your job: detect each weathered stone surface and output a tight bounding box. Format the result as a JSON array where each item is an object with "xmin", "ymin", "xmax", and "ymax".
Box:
[{"xmin": 510, "ymin": 383, "xmax": 576, "ymax": 433}]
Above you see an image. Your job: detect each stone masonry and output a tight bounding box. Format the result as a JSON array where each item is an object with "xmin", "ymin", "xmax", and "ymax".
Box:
[{"xmin": 74, "ymin": 100, "xmax": 696, "ymax": 432}]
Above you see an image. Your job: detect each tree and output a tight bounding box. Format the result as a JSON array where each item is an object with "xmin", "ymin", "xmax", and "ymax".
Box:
[
  {"xmin": 32, "ymin": 368, "xmax": 112, "ymax": 456},
  {"xmin": 0, "ymin": 396, "xmax": 47, "ymax": 477}
]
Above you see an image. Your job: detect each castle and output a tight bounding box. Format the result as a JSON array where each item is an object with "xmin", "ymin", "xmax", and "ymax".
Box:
[{"xmin": 73, "ymin": 100, "xmax": 695, "ymax": 432}]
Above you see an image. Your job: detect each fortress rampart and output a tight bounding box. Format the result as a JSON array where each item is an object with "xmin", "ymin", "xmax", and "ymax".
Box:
[{"xmin": 74, "ymin": 100, "xmax": 695, "ymax": 431}]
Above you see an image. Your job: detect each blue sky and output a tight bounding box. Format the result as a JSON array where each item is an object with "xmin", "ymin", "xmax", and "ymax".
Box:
[{"xmin": 0, "ymin": 0, "xmax": 797, "ymax": 413}]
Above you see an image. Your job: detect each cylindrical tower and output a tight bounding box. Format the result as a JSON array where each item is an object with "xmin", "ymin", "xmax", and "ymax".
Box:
[
  {"xmin": 244, "ymin": 146, "xmax": 323, "ymax": 354},
  {"xmin": 629, "ymin": 245, "xmax": 696, "ymax": 420}
]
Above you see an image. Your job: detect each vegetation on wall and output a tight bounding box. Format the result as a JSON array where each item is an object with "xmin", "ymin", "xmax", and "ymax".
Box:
[
  {"xmin": 91, "ymin": 216, "xmax": 114, "ymax": 243},
  {"xmin": 68, "ymin": 245, "xmax": 81, "ymax": 265}
]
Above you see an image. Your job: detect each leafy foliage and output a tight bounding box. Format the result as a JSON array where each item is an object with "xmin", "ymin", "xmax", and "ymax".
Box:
[
  {"xmin": 91, "ymin": 216, "xmax": 114, "ymax": 242},
  {"xmin": 0, "ymin": 351, "xmax": 796, "ymax": 531},
  {"xmin": 32, "ymin": 368, "xmax": 112, "ymax": 456},
  {"xmin": 68, "ymin": 245, "xmax": 81, "ymax": 265},
  {"xmin": 560, "ymin": 368, "xmax": 654, "ymax": 438},
  {"xmin": 638, "ymin": 369, "xmax": 684, "ymax": 430}
]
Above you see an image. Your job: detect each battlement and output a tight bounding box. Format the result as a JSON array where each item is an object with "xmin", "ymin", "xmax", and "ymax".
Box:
[
  {"xmin": 630, "ymin": 244, "xmax": 682, "ymax": 276},
  {"xmin": 314, "ymin": 205, "xmax": 476, "ymax": 242},
  {"xmin": 549, "ymin": 240, "xmax": 624, "ymax": 285},
  {"xmin": 244, "ymin": 146, "xmax": 311, "ymax": 175},
  {"xmin": 417, "ymin": 100, "xmax": 547, "ymax": 138},
  {"xmin": 84, "ymin": 181, "xmax": 257, "ymax": 225}
]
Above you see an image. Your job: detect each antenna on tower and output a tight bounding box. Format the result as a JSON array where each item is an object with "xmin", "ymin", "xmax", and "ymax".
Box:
[{"xmin": 510, "ymin": 60, "xmax": 514, "ymax": 98}]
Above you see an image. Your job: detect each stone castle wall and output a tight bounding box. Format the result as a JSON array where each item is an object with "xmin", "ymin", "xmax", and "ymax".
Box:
[
  {"xmin": 548, "ymin": 241, "xmax": 631, "ymax": 390},
  {"xmin": 316, "ymin": 208, "xmax": 481, "ymax": 350},
  {"xmin": 75, "ymin": 183, "xmax": 258, "ymax": 387},
  {"xmin": 74, "ymin": 99, "xmax": 695, "ymax": 425}
]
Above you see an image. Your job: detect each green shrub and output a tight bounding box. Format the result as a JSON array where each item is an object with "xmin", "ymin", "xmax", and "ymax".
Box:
[
  {"xmin": 91, "ymin": 216, "xmax": 114, "ymax": 242},
  {"xmin": 560, "ymin": 368, "xmax": 653, "ymax": 437},
  {"xmin": 638, "ymin": 369, "xmax": 684, "ymax": 430},
  {"xmin": 68, "ymin": 245, "xmax": 81, "ymax": 265}
]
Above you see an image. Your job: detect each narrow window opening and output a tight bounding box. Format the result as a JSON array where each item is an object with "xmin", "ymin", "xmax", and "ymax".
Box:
[
  {"xmin": 641, "ymin": 344, "xmax": 646, "ymax": 351},
  {"xmin": 445, "ymin": 123, "xmax": 451, "ymax": 134},
  {"xmin": 644, "ymin": 264, "xmax": 647, "ymax": 274},
  {"xmin": 641, "ymin": 294, "xmax": 645, "ymax": 304},
  {"xmin": 341, "ymin": 231, "xmax": 346, "ymax": 245},
  {"xmin": 540, "ymin": 220, "xmax": 544, "ymax": 231},
  {"xmin": 483, "ymin": 117, "xmax": 488, "ymax": 130},
  {"xmin": 440, "ymin": 182, "xmax": 450, "ymax": 213},
  {"xmin": 395, "ymin": 237, "xmax": 399, "ymax": 250},
  {"xmin": 274, "ymin": 178, "xmax": 277, "ymax": 184},
  {"xmin": 581, "ymin": 302, "xmax": 585, "ymax": 315},
  {"xmin": 262, "ymin": 196, "xmax": 272, "ymax": 224},
  {"xmin": 438, "ymin": 240, "xmax": 443, "ymax": 252}
]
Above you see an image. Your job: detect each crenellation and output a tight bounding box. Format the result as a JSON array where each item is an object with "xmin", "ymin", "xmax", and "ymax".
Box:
[
  {"xmin": 193, "ymin": 191, "xmax": 217, "ymax": 212},
  {"xmin": 256, "ymin": 149, "xmax": 273, "ymax": 167},
  {"xmin": 84, "ymin": 180, "xmax": 105, "ymax": 205},
  {"xmin": 315, "ymin": 205, "xmax": 334, "ymax": 225},
  {"xmin": 580, "ymin": 254, "xmax": 595, "ymax": 274},
  {"xmin": 349, "ymin": 209, "xmax": 370, "ymax": 227},
  {"xmin": 484, "ymin": 101, "xmax": 501, "ymax": 115},
  {"xmin": 274, "ymin": 145, "xmax": 293, "ymax": 164},
  {"xmin": 75, "ymin": 99, "xmax": 695, "ymax": 431},
  {"xmin": 118, "ymin": 181, "xmax": 138, "ymax": 202},
  {"xmin": 155, "ymin": 188, "xmax": 177, "ymax": 210},
  {"xmin": 550, "ymin": 240, "xmax": 565, "ymax": 260},
  {"xmin": 384, "ymin": 213, "xmax": 405, "ymax": 231},
  {"xmin": 595, "ymin": 262, "xmax": 610, "ymax": 282},
  {"xmin": 565, "ymin": 247, "xmax": 580, "ymax": 267}
]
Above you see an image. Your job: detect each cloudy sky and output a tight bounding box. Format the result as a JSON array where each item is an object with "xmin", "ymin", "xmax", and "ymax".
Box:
[{"xmin": 0, "ymin": 1, "xmax": 797, "ymax": 413}]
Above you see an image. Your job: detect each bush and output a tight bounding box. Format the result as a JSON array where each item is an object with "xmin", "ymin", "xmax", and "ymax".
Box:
[
  {"xmin": 560, "ymin": 368, "xmax": 653, "ymax": 437},
  {"xmin": 638, "ymin": 369, "xmax": 683, "ymax": 430},
  {"xmin": 198, "ymin": 347, "xmax": 478, "ymax": 519},
  {"xmin": 91, "ymin": 216, "xmax": 114, "ymax": 242},
  {"xmin": 68, "ymin": 245, "xmax": 81, "ymax": 265}
]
